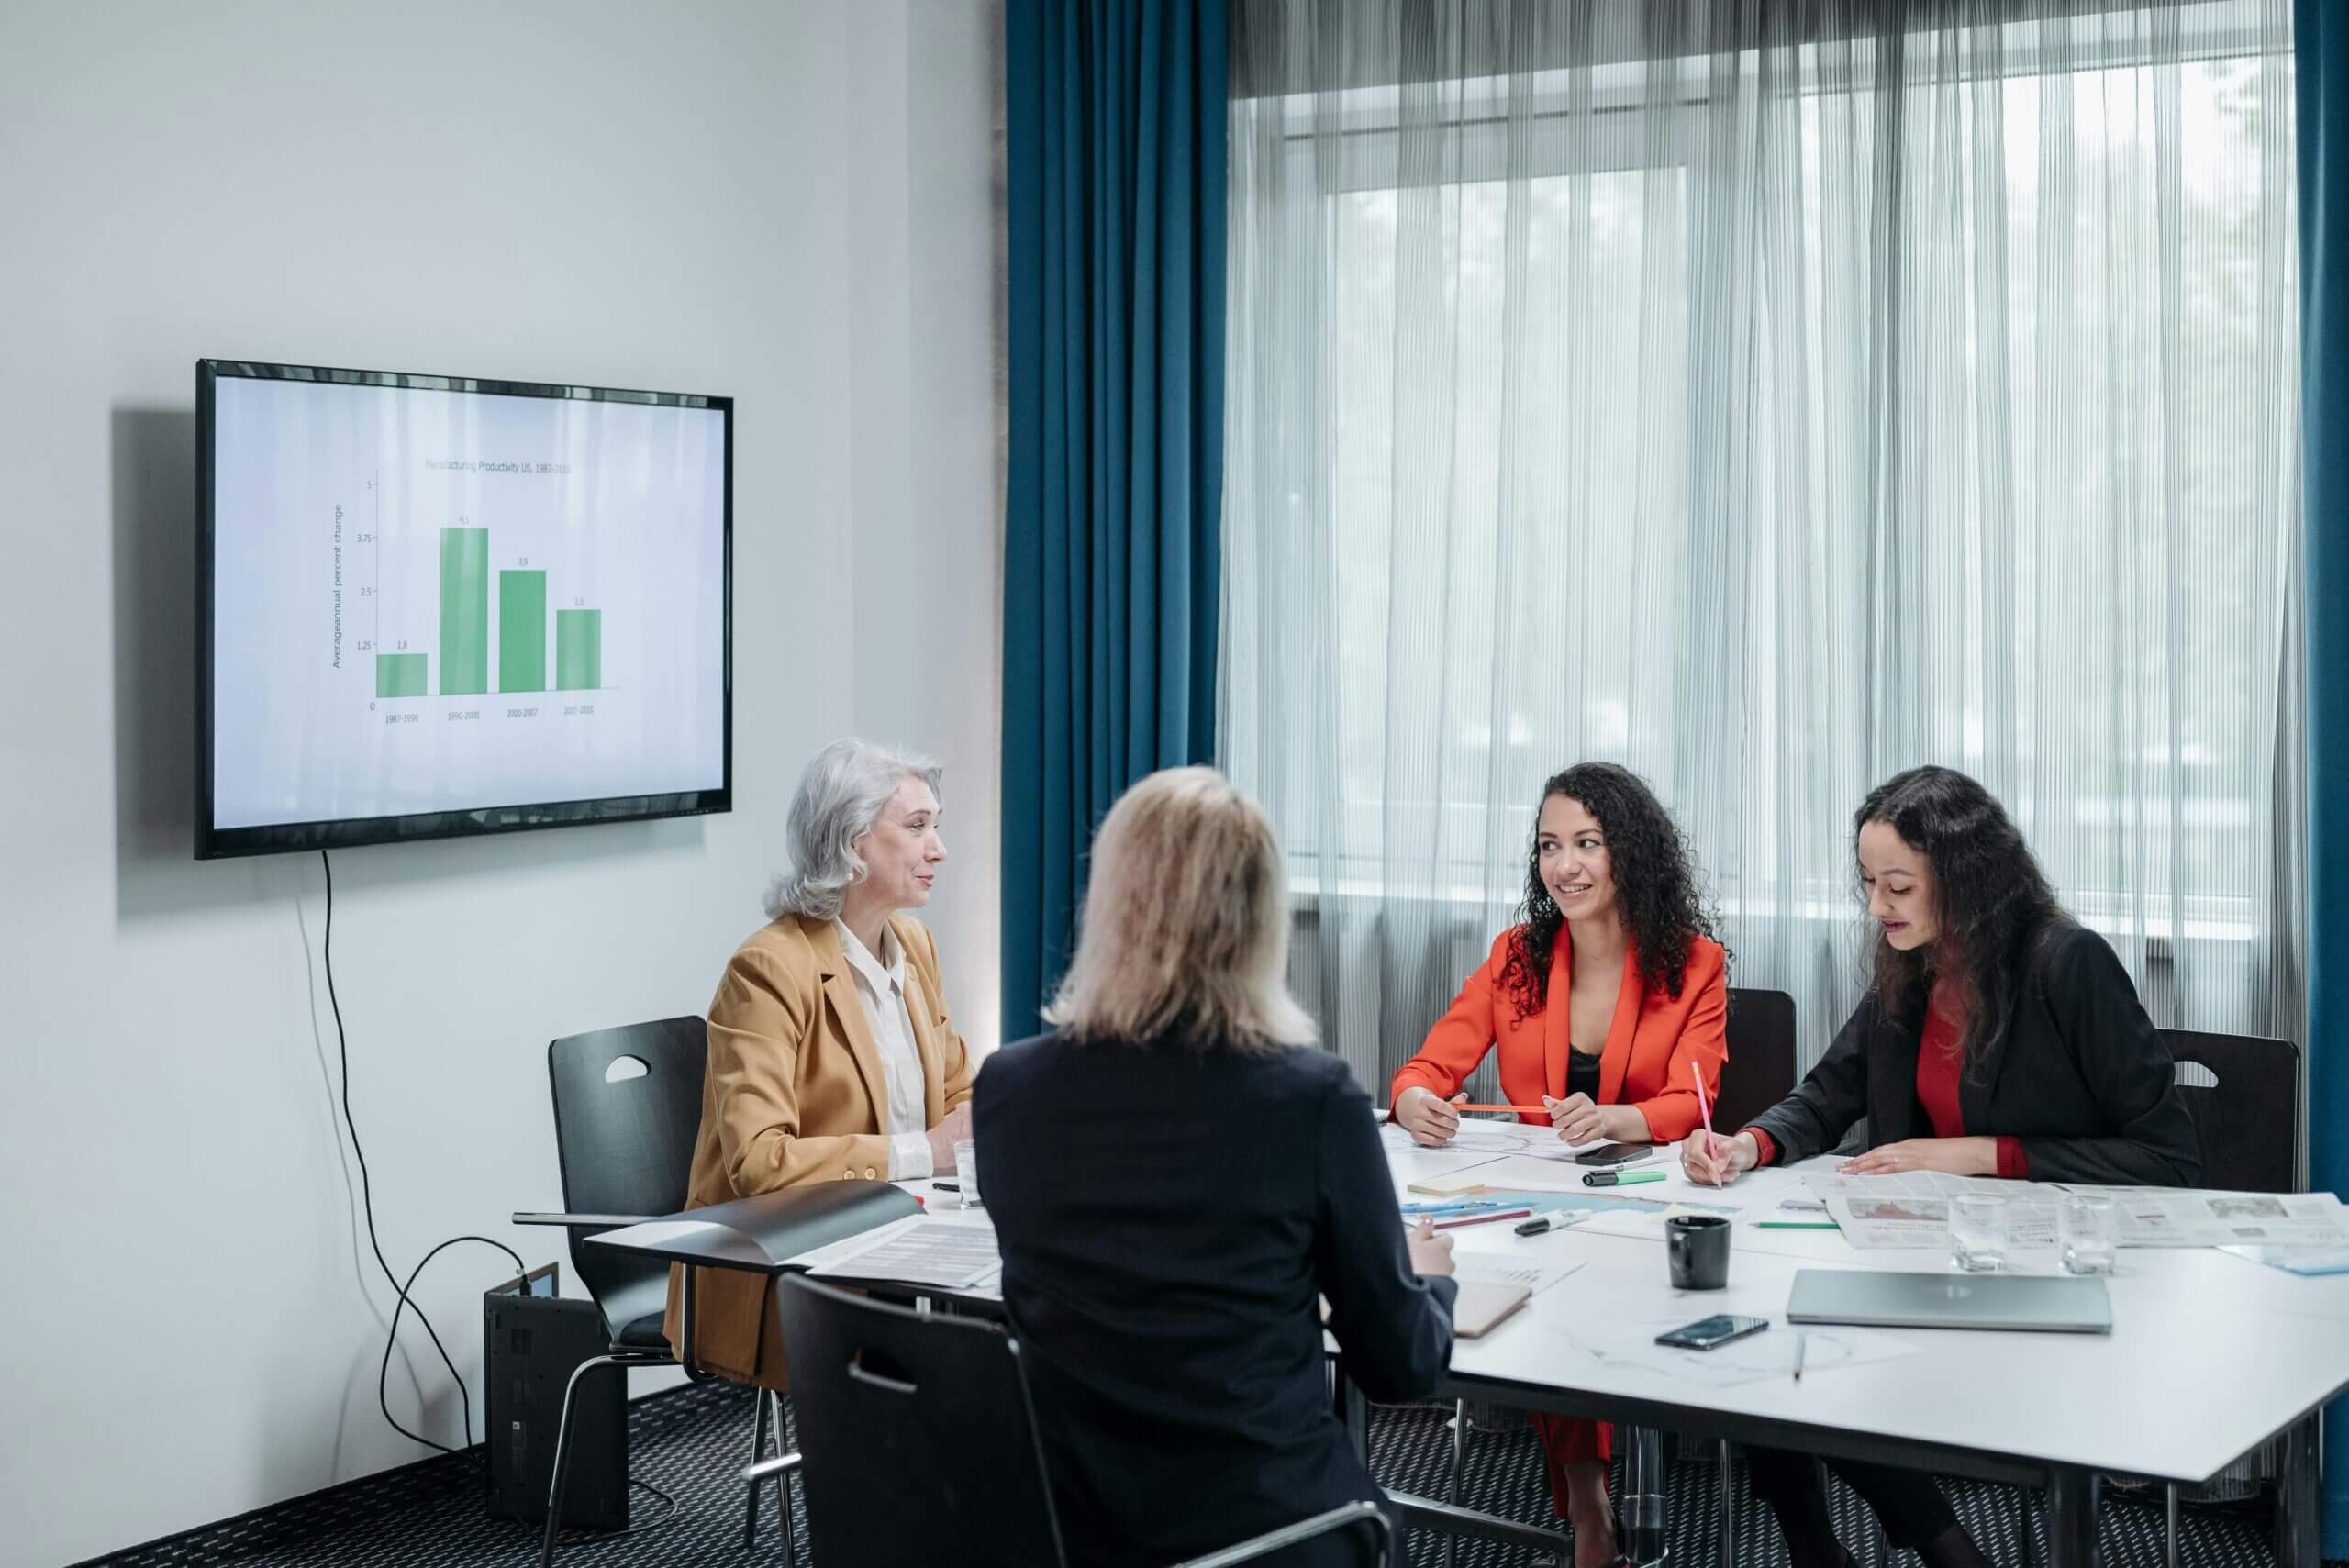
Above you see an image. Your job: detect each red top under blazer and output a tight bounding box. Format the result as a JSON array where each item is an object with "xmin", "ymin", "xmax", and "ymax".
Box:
[{"xmin": 1392, "ymin": 926, "xmax": 1730, "ymax": 1143}]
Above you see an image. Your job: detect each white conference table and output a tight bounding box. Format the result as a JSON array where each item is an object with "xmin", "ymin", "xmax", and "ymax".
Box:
[
  {"xmin": 780, "ymin": 1132, "xmax": 2349, "ymax": 1568},
  {"xmin": 1397, "ymin": 1136, "xmax": 2349, "ymax": 1568}
]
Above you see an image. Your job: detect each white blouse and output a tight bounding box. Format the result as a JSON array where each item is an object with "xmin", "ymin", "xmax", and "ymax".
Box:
[{"xmin": 833, "ymin": 919, "xmax": 934, "ymax": 1179}]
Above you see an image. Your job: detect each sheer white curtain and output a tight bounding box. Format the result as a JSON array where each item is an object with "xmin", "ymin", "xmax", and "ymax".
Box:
[{"xmin": 1220, "ymin": 0, "xmax": 2305, "ymax": 1097}]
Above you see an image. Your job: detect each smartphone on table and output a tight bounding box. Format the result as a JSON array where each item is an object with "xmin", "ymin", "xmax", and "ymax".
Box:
[
  {"xmin": 1654, "ymin": 1315, "xmax": 1769, "ymax": 1351},
  {"xmin": 1573, "ymin": 1141, "xmax": 1652, "ymax": 1167}
]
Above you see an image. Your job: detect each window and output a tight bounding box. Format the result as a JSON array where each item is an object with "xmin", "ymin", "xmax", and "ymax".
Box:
[{"xmin": 1222, "ymin": 2, "xmax": 2303, "ymax": 1082}]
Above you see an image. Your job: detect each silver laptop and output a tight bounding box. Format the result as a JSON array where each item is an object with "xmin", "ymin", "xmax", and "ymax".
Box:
[{"xmin": 1787, "ymin": 1269, "xmax": 2112, "ymax": 1334}]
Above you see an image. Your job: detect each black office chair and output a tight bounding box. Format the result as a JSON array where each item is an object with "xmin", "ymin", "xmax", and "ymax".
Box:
[
  {"xmin": 1716, "ymin": 987, "xmax": 1798, "ymax": 1133},
  {"xmin": 766, "ymin": 1272, "xmax": 1394, "ymax": 1567},
  {"xmin": 515, "ymin": 1018, "xmax": 793, "ymax": 1566},
  {"xmin": 2150, "ymin": 1028, "xmax": 2302, "ymax": 1565},
  {"xmin": 2165, "ymin": 1028, "xmax": 2299, "ymax": 1195}
]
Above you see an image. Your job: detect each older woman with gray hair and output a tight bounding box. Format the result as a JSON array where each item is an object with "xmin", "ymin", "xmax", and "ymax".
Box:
[{"xmin": 663, "ymin": 737, "xmax": 976, "ymax": 1389}]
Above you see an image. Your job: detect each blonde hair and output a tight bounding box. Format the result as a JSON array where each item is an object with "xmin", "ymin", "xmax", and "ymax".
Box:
[{"xmin": 1044, "ymin": 767, "xmax": 1316, "ymax": 1051}]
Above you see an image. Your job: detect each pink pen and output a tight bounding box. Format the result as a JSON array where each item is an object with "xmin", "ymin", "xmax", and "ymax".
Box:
[{"xmin": 1690, "ymin": 1062, "xmax": 1722, "ymax": 1187}]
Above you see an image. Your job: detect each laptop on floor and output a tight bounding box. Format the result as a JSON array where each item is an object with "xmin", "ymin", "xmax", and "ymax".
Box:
[{"xmin": 1786, "ymin": 1269, "xmax": 2113, "ymax": 1334}]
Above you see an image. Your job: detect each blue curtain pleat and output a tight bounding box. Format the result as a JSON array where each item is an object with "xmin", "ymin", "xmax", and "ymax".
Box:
[
  {"xmin": 2299, "ymin": 0, "xmax": 2349, "ymax": 1551},
  {"xmin": 1003, "ymin": 0, "xmax": 1229, "ymax": 1045},
  {"xmin": 2300, "ymin": 0, "xmax": 2349, "ymax": 1549}
]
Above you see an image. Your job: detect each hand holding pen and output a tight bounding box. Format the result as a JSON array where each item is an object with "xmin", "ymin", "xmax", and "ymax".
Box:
[{"xmin": 1689, "ymin": 1062, "xmax": 1723, "ymax": 1188}]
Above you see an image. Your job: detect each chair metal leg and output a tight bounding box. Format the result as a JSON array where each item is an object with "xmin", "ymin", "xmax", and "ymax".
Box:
[
  {"xmin": 1445, "ymin": 1400, "xmax": 1464, "ymax": 1568},
  {"xmin": 744, "ymin": 1382, "xmax": 773, "ymax": 1548},
  {"xmin": 769, "ymin": 1392, "xmax": 796, "ymax": 1562},
  {"xmin": 540, "ymin": 1352, "xmax": 631, "ymax": 1568},
  {"xmin": 2162, "ymin": 1482, "xmax": 2179, "ymax": 1568},
  {"xmin": 1717, "ymin": 1440, "xmax": 1735, "ymax": 1568}
]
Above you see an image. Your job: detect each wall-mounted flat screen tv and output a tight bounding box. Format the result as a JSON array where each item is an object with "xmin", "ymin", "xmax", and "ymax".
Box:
[{"xmin": 195, "ymin": 360, "xmax": 730, "ymax": 858}]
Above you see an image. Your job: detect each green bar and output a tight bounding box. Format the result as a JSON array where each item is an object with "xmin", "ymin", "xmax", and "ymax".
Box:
[
  {"xmin": 556, "ymin": 608, "xmax": 601, "ymax": 691},
  {"xmin": 498, "ymin": 570, "xmax": 547, "ymax": 692},
  {"xmin": 374, "ymin": 652, "xmax": 429, "ymax": 698},
  {"xmin": 439, "ymin": 528, "xmax": 489, "ymax": 695}
]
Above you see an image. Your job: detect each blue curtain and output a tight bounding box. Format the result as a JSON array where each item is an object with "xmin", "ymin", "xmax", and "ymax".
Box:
[
  {"xmin": 1001, "ymin": 0, "xmax": 1229, "ymax": 1044},
  {"xmin": 2299, "ymin": 0, "xmax": 2349, "ymax": 1552}
]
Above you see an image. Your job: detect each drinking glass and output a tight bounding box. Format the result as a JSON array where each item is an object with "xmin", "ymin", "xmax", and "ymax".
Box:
[
  {"xmin": 952, "ymin": 1138, "xmax": 981, "ymax": 1210},
  {"xmin": 1948, "ymin": 1194, "xmax": 2009, "ymax": 1272},
  {"xmin": 2060, "ymin": 1195, "xmax": 2118, "ymax": 1275}
]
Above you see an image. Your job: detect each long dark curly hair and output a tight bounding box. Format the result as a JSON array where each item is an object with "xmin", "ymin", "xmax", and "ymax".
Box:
[
  {"xmin": 1855, "ymin": 765, "xmax": 2066, "ymax": 1073},
  {"xmin": 1496, "ymin": 762, "xmax": 1719, "ymax": 1023}
]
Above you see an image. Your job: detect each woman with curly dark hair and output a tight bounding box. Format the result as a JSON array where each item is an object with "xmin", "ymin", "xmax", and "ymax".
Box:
[
  {"xmin": 1390, "ymin": 762, "xmax": 1728, "ymax": 1568},
  {"xmin": 1687, "ymin": 764, "xmax": 2200, "ymax": 1568}
]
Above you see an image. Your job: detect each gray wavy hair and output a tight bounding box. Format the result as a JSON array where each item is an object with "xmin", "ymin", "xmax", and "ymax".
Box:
[{"xmin": 764, "ymin": 739, "xmax": 944, "ymax": 922}]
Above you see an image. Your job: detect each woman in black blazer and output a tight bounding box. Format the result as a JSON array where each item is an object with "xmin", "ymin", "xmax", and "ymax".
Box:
[
  {"xmin": 1684, "ymin": 765, "xmax": 2200, "ymax": 1568},
  {"xmin": 977, "ymin": 767, "xmax": 1459, "ymax": 1568}
]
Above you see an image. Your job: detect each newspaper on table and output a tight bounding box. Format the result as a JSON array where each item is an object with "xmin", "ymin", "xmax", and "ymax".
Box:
[
  {"xmin": 1801, "ymin": 1171, "xmax": 2349, "ymax": 1251},
  {"xmin": 1799, "ymin": 1173, "xmax": 2056, "ymax": 1250},
  {"xmin": 2061, "ymin": 1186, "xmax": 2349, "ymax": 1249},
  {"xmin": 808, "ymin": 1217, "xmax": 1004, "ymax": 1290}
]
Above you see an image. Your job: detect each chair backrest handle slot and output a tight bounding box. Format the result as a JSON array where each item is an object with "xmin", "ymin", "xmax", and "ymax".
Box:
[{"xmin": 847, "ymin": 1358, "xmax": 919, "ymax": 1396}]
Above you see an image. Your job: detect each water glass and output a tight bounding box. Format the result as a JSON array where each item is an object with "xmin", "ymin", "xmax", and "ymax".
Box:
[
  {"xmin": 1948, "ymin": 1194, "xmax": 2009, "ymax": 1273},
  {"xmin": 952, "ymin": 1138, "xmax": 981, "ymax": 1210},
  {"xmin": 2060, "ymin": 1195, "xmax": 2119, "ymax": 1275}
]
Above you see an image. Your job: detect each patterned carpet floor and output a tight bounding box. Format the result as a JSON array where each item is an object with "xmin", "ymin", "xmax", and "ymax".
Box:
[{"xmin": 84, "ymin": 1380, "xmax": 2295, "ymax": 1567}]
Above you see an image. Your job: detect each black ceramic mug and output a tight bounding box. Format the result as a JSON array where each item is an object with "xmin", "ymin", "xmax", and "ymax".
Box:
[{"xmin": 1665, "ymin": 1213, "xmax": 1731, "ymax": 1290}]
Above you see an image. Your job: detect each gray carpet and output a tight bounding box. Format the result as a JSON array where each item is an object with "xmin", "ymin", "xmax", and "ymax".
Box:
[{"xmin": 82, "ymin": 1381, "xmax": 2295, "ymax": 1566}]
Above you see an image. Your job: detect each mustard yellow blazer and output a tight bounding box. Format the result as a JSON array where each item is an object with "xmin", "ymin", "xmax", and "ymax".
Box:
[{"xmin": 662, "ymin": 911, "xmax": 975, "ymax": 1388}]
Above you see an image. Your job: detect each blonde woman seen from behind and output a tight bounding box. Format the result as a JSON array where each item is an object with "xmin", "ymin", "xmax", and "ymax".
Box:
[{"xmin": 978, "ymin": 768, "xmax": 1455, "ymax": 1568}]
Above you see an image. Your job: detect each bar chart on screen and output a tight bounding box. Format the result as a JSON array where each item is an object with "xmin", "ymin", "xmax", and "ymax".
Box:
[{"xmin": 352, "ymin": 481, "xmax": 613, "ymax": 714}]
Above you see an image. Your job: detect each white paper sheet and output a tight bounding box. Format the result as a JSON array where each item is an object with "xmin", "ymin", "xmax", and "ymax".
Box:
[
  {"xmin": 1564, "ymin": 1196, "xmax": 1749, "ymax": 1242},
  {"xmin": 1456, "ymin": 1254, "xmax": 1590, "ymax": 1297},
  {"xmin": 1384, "ymin": 1142, "xmax": 1509, "ymax": 1188},
  {"xmin": 1562, "ymin": 1319, "xmax": 1920, "ymax": 1388},
  {"xmin": 808, "ymin": 1218, "xmax": 1003, "ymax": 1290},
  {"xmin": 1408, "ymin": 1152, "xmax": 1651, "ymax": 1195},
  {"xmin": 1445, "ymin": 1119, "xmax": 1576, "ymax": 1154}
]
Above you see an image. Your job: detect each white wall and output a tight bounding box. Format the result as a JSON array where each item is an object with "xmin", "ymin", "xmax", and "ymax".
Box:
[
  {"xmin": 0, "ymin": 4, "xmax": 999, "ymax": 1562},
  {"xmin": 847, "ymin": 0, "xmax": 1005, "ymax": 1048}
]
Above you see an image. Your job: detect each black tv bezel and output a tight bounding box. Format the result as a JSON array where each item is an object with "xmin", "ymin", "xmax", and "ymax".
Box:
[{"xmin": 194, "ymin": 358, "xmax": 734, "ymax": 860}]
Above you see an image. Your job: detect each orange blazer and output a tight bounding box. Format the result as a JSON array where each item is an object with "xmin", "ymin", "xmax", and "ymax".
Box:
[
  {"xmin": 1392, "ymin": 927, "xmax": 1727, "ymax": 1143},
  {"xmin": 662, "ymin": 912, "xmax": 976, "ymax": 1389}
]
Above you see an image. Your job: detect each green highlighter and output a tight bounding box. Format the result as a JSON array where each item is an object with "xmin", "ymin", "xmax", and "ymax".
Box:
[{"xmin": 1582, "ymin": 1169, "xmax": 1666, "ymax": 1188}]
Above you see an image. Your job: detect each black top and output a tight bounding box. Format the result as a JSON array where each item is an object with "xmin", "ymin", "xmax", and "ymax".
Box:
[
  {"xmin": 976, "ymin": 1033, "xmax": 1458, "ymax": 1568},
  {"xmin": 1745, "ymin": 920, "xmax": 2202, "ymax": 1187},
  {"xmin": 1565, "ymin": 1046, "xmax": 1602, "ymax": 1100}
]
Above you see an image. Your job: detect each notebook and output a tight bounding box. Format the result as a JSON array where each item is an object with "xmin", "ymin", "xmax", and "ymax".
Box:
[{"xmin": 1451, "ymin": 1276, "xmax": 1532, "ymax": 1338}]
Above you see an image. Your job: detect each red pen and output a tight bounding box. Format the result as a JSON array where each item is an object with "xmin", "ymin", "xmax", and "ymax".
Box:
[{"xmin": 1431, "ymin": 1207, "xmax": 1533, "ymax": 1231}]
